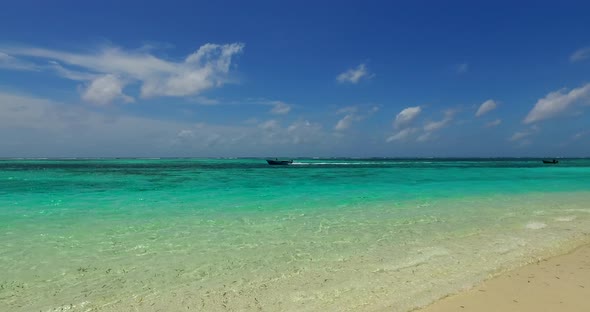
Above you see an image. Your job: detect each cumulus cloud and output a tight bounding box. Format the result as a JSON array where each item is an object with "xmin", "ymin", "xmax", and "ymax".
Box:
[
  {"xmin": 423, "ymin": 120, "xmax": 444, "ymax": 132},
  {"xmin": 270, "ymin": 101, "xmax": 291, "ymax": 115},
  {"xmin": 509, "ymin": 126, "xmax": 540, "ymax": 143},
  {"xmin": 570, "ymin": 47, "xmax": 590, "ymax": 62},
  {"xmin": 286, "ymin": 120, "xmax": 324, "ymax": 144},
  {"xmin": 1, "ymin": 42, "xmax": 244, "ymax": 104},
  {"xmin": 81, "ymin": 74, "xmax": 134, "ymax": 105},
  {"xmin": 386, "ymin": 128, "xmax": 418, "ymax": 142},
  {"xmin": 393, "ymin": 106, "xmax": 421, "ymax": 129},
  {"xmin": 523, "ymin": 83, "xmax": 590, "ymax": 124},
  {"xmin": 0, "ymin": 91, "xmax": 185, "ymax": 156},
  {"xmin": 419, "ymin": 110, "xmax": 455, "ymax": 142},
  {"xmin": 333, "ymin": 105, "xmax": 377, "ymax": 131},
  {"xmin": 337, "ymin": 63, "xmax": 371, "ymax": 84},
  {"xmin": 424, "ymin": 117, "xmax": 450, "ymax": 132},
  {"xmin": 475, "ymin": 99, "xmax": 497, "ymax": 117},
  {"xmin": 334, "ymin": 114, "xmax": 355, "ymax": 131},
  {"xmin": 258, "ymin": 119, "xmax": 280, "ymax": 131},
  {"xmin": 388, "ymin": 107, "xmax": 456, "ymax": 143},
  {"xmin": 0, "ymin": 91, "xmax": 337, "ymax": 157},
  {"xmin": 485, "ymin": 119, "xmax": 502, "ymax": 127},
  {"xmin": 249, "ymin": 119, "xmax": 328, "ymax": 146}
]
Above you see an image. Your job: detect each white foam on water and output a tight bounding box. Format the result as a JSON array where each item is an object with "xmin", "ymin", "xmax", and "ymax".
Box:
[
  {"xmin": 373, "ymin": 247, "xmax": 450, "ymax": 273},
  {"xmin": 525, "ymin": 221, "xmax": 547, "ymax": 230},
  {"xmin": 291, "ymin": 162, "xmax": 390, "ymax": 165},
  {"xmin": 44, "ymin": 301, "xmax": 89, "ymax": 312},
  {"xmin": 565, "ymin": 208, "xmax": 590, "ymax": 213},
  {"xmin": 555, "ymin": 216, "xmax": 577, "ymax": 222},
  {"xmin": 129, "ymin": 244, "xmax": 148, "ymax": 250},
  {"xmin": 491, "ymin": 237, "xmax": 527, "ymax": 255}
]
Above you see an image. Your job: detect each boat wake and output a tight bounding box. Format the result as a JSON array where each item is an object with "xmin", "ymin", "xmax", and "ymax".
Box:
[{"xmin": 291, "ymin": 162, "xmax": 390, "ymax": 165}]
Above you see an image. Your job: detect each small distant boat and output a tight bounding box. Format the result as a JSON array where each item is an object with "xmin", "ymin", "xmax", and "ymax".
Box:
[
  {"xmin": 542, "ymin": 159, "xmax": 559, "ymax": 164},
  {"xmin": 266, "ymin": 159, "xmax": 293, "ymax": 165}
]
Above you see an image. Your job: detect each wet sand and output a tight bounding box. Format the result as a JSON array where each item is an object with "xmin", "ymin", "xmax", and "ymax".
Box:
[{"xmin": 418, "ymin": 243, "xmax": 590, "ymax": 312}]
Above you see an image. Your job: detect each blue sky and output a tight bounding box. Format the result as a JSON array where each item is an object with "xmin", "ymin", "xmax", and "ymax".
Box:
[{"xmin": 1, "ymin": 0, "xmax": 590, "ymax": 157}]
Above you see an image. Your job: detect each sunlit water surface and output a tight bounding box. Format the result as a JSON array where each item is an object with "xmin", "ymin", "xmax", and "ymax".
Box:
[{"xmin": 1, "ymin": 158, "xmax": 590, "ymax": 311}]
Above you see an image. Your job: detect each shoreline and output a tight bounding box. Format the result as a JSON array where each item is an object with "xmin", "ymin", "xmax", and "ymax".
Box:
[
  {"xmin": 2, "ymin": 191, "xmax": 590, "ymax": 311},
  {"xmin": 417, "ymin": 241, "xmax": 590, "ymax": 311}
]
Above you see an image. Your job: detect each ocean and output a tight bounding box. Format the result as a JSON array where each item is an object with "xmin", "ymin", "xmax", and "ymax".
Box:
[{"xmin": 1, "ymin": 158, "xmax": 589, "ymax": 311}]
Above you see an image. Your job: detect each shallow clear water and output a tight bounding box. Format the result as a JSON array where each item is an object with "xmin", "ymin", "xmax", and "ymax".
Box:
[{"xmin": 1, "ymin": 158, "xmax": 590, "ymax": 311}]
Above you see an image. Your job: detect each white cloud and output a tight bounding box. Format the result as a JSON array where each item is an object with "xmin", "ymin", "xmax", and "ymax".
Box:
[
  {"xmin": 333, "ymin": 105, "xmax": 377, "ymax": 131},
  {"xmin": 286, "ymin": 120, "xmax": 324, "ymax": 144},
  {"xmin": 0, "ymin": 91, "xmax": 183, "ymax": 155},
  {"xmin": 270, "ymin": 101, "xmax": 291, "ymax": 115},
  {"xmin": 47, "ymin": 60, "xmax": 97, "ymax": 80},
  {"xmin": 393, "ymin": 106, "xmax": 421, "ymax": 129},
  {"xmin": 417, "ymin": 110, "xmax": 455, "ymax": 143},
  {"xmin": 509, "ymin": 131, "xmax": 532, "ymax": 142},
  {"xmin": 424, "ymin": 110, "xmax": 454, "ymax": 132},
  {"xmin": 456, "ymin": 63, "xmax": 469, "ymax": 74},
  {"xmin": 244, "ymin": 99, "xmax": 293, "ymax": 114},
  {"xmin": 386, "ymin": 128, "xmax": 418, "ymax": 142},
  {"xmin": 509, "ymin": 126, "xmax": 540, "ymax": 142},
  {"xmin": 337, "ymin": 106, "xmax": 358, "ymax": 114},
  {"xmin": 1, "ymin": 42, "xmax": 244, "ymax": 104},
  {"xmin": 81, "ymin": 74, "xmax": 134, "ymax": 105},
  {"xmin": 177, "ymin": 129, "xmax": 195, "ymax": 139},
  {"xmin": 191, "ymin": 96, "xmax": 220, "ymax": 105},
  {"xmin": 0, "ymin": 91, "xmax": 338, "ymax": 157},
  {"xmin": 523, "ymin": 83, "xmax": 590, "ymax": 124},
  {"xmin": 334, "ymin": 114, "xmax": 355, "ymax": 131},
  {"xmin": 475, "ymin": 99, "xmax": 497, "ymax": 117},
  {"xmin": 485, "ymin": 119, "xmax": 502, "ymax": 127},
  {"xmin": 424, "ymin": 118, "xmax": 449, "ymax": 132},
  {"xmin": 570, "ymin": 47, "xmax": 590, "ymax": 62},
  {"xmin": 0, "ymin": 51, "xmax": 38, "ymax": 71},
  {"xmin": 417, "ymin": 132, "xmax": 435, "ymax": 142},
  {"xmin": 258, "ymin": 119, "xmax": 280, "ymax": 131},
  {"xmin": 336, "ymin": 63, "xmax": 371, "ymax": 84}
]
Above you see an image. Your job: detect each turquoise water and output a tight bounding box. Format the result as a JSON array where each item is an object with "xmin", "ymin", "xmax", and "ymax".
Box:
[{"xmin": 1, "ymin": 158, "xmax": 590, "ymax": 311}]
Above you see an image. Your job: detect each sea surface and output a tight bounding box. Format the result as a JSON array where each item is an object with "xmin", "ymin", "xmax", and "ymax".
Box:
[{"xmin": 1, "ymin": 158, "xmax": 590, "ymax": 311}]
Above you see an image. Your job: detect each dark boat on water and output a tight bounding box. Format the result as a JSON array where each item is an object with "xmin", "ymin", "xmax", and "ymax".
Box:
[
  {"xmin": 266, "ymin": 159, "xmax": 293, "ymax": 165},
  {"xmin": 542, "ymin": 159, "xmax": 559, "ymax": 164}
]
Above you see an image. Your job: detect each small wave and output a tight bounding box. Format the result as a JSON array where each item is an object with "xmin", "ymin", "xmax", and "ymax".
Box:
[
  {"xmin": 372, "ymin": 247, "xmax": 449, "ymax": 273},
  {"xmin": 492, "ymin": 237, "xmax": 527, "ymax": 255},
  {"xmin": 44, "ymin": 301, "xmax": 89, "ymax": 312},
  {"xmin": 525, "ymin": 222, "xmax": 547, "ymax": 230},
  {"xmin": 555, "ymin": 216, "xmax": 576, "ymax": 222},
  {"xmin": 565, "ymin": 208, "xmax": 590, "ymax": 213}
]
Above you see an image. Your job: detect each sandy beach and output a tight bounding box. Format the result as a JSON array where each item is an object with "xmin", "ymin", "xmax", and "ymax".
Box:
[{"xmin": 419, "ymin": 242, "xmax": 590, "ymax": 312}]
